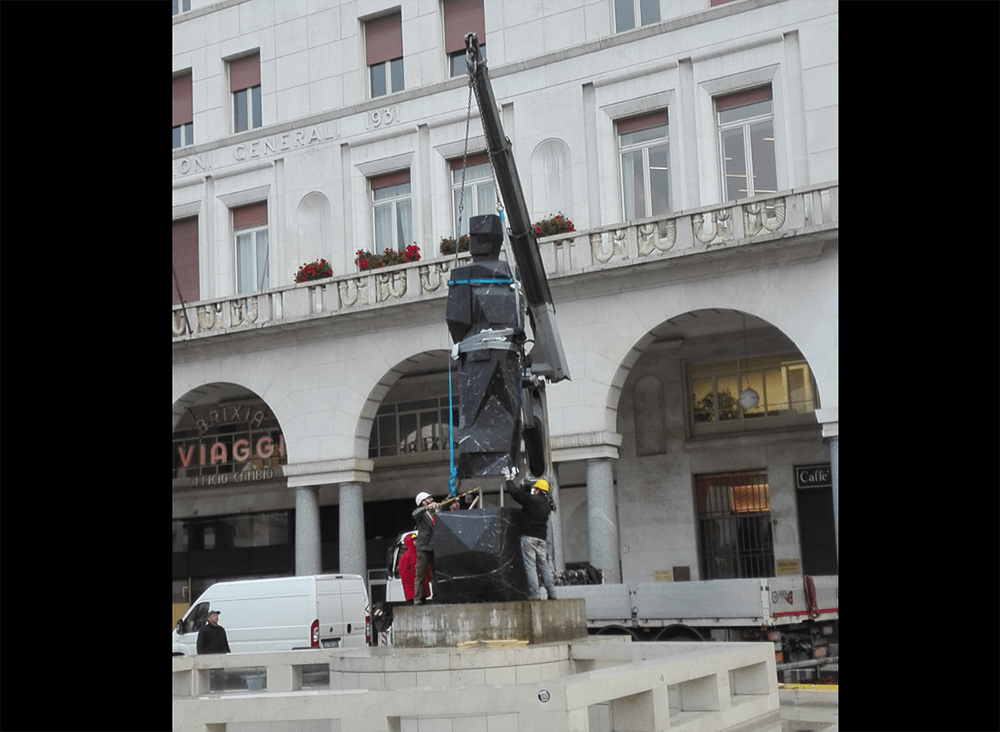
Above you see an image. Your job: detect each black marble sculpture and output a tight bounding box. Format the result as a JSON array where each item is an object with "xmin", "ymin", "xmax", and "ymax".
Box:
[
  {"xmin": 445, "ymin": 214, "xmax": 525, "ymax": 477},
  {"xmin": 432, "ymin": 508, "xmax": 529, "ymax": 603}
]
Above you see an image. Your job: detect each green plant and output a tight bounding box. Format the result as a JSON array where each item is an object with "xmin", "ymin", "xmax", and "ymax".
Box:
[
  {"xmin": 532, "ymin": 212, "xmax": 576, "ymax": 237},
  {"xmin": 439, "ymin": 235, "xmax": 470, "ymax": 255},
  {"xmin": 355, "ymin": 243, "xmax": 421, "ymax": 271},
  {"xmin": 294, "ymin": 258, "xmax": 333, "ymax": 283}
]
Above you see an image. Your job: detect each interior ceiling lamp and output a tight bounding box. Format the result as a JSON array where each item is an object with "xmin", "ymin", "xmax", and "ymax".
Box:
[{"xmin": 738, "ymin": 312, "xmax": 760, "ymax": 411}]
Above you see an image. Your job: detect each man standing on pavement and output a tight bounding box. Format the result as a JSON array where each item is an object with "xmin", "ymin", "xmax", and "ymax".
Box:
[
  {"xmin": 502, "ymin": 468, "xmax": 558, "ymax": 600},
  {"xmin": 197, "ymin": 609, "xmax": 231, "ymax": 654}
]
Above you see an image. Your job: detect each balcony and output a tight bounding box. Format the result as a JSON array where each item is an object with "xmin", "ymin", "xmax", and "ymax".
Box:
[{"xmin": 172, "ymin": 184, "xmax": 837, "ymax": 342}]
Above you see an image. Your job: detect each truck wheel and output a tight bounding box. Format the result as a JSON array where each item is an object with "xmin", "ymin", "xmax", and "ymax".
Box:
[
  {"xmin": 594, "ymin": 626, "xmax": 638, "ymax": 642},
  {"xmin": 655, "ymin": 625, "xmax": 704, "ymax": 642}
]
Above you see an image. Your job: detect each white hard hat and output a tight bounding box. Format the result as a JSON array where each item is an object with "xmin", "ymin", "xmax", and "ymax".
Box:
[{"xmin": 415, "ymin": 492, "xmax": 432, "ymax": 506}]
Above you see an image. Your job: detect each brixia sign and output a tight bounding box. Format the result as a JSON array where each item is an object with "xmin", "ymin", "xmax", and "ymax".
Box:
[{"xmin": 175, "ymin": 402, "xmax": 285, "ymax": 485}]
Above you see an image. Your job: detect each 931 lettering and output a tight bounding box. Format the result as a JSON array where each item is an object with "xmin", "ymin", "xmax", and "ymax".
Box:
[{"xmin": 366, "ymin": 105, "xmax": 401, "ymax": 129}]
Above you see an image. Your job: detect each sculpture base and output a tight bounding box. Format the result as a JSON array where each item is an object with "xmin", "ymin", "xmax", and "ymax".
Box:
[{"xmin": 392, "ymin": 598, "xmax": 587, "ymax": 648}]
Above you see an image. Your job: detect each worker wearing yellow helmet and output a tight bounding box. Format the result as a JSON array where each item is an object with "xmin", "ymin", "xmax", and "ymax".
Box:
[{"xmin": 501, "ymin": 466, "xmax": 558, "ymax": 600}]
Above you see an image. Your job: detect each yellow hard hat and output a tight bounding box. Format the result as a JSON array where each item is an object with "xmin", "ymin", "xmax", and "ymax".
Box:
[{"xmin": 533, "ymin": 479, "xmax": 550, "ymax": 492}]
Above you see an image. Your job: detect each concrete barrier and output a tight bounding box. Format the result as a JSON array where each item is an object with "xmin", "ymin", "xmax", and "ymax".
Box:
[{"xmin": 172, "ymin": 637, "xmax": 783, "ymax": 732}]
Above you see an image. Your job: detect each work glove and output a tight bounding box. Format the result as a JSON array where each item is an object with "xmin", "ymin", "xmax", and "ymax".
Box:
[{"xmin": 501, "ymin": 465, "xmax": 518, "ymax": 480}]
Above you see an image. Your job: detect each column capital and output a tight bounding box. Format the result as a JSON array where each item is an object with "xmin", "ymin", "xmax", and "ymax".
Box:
[
  {"xmin": 551, "ymin": 431, "xmax": 623, "ymax": 462},
  {"xmin": 815, "ymin": 408, "xmax": 838, "ymax": 439},
  {"xmin": 284, "ymin": 458, "xmax": 373, "ymax": 488}
]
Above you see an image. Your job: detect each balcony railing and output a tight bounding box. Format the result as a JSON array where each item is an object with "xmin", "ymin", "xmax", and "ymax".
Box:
[{"xmin": 172, "ymin": 184, "xmax": 837, "ymax": 341}]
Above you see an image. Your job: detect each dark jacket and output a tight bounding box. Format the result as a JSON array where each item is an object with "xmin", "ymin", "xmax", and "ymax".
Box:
[
  {"xmin": 505, "ymin": 480, "xmax": 553, "ymax": 540},
  {"xmin": 197, "ymin": 622, "xmax": 231, "ymax": 654},
  {"xmin": 411, "ymin": 504, "xmax": 436, "ymax": 552}
]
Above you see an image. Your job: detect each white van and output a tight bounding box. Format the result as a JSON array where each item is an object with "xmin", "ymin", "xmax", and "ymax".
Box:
[{"xmin": 172, "ymin": 574, "xmax": 370, "ymax": 655}]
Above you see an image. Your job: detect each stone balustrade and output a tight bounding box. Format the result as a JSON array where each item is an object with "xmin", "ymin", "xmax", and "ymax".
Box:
[{"xmin": 172, "ymin": 184, "xmax": 838, "ymax": 341}]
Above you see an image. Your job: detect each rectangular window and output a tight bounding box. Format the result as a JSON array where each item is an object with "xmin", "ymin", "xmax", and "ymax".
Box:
[
  {"xmin": 697, "ymin": 469, "xmax": 773, "ymax": 580},
  {"xmin": 230, "ymin": 54, "xmax": 262, "ymax": 132},
  {"xmin": 172, "ymin": 217, "xmax": 199, "ymax": 304},
  {"xmin": 172, "ymin": 0, "xmax": 191, "ymax": 15},
  {"xmin": 370, "ymin": 398, "xmax": 459, "ymax": 458},
  {"xmin": 689, "ymin": 352, "xmax": 817, "ymax": 435},
  {"xmin": 614, "ymin": 0, "xmax": 660, "ymax": 33},
  {"xmin": 451, "ymin": 153, "xmax": 495, "ymax": 237},
  {"xmin": 618, "ymin": 111, "xmax": 670, "ymax": 220},
  {"xmin": 717, "ymin": 86, "xmax": 776, "ymax": 203},
  {"xmin": 444, "ymin": 0, "xmax": 486, "ymax": 77},
  {"xmin": 366, "ymin": 13, "xmax": 404, "ymax": 97},
  {"xmin": 172, "ymin": 73, "xmax": 194, "ymax": 149},
  {"xmin": 371, "ymin": 171, "xmax": 413, "ymax": 253},
  {"xmin": 233, "ymin": 202, "xmax": 269, "ymax": 294}
]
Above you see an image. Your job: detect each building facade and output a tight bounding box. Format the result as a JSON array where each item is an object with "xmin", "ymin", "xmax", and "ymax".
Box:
[{"xmin": 172, "ymin": 0, "xmax": 838, "ymax": 621}]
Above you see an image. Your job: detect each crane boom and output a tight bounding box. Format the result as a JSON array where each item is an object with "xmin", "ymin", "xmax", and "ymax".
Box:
[{"xmin": 465, "ymin": 32, "xmax": 571, "ymax": 384}]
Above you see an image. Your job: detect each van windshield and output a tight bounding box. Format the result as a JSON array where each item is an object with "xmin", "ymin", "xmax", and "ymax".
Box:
[{"xmin": 181, "ymin": 601, "xmax": 209, "ymax": 634}]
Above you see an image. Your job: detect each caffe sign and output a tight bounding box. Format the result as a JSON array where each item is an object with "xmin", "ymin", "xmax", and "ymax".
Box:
[{"xmin": 795, "ymin": 463, "xmax": 832, "ymax": 489}]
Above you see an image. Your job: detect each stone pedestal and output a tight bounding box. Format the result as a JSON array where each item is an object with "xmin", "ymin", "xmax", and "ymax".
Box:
[{"xmin": 392, "ymin": 598, "xmax": 587, "ymax": 648}]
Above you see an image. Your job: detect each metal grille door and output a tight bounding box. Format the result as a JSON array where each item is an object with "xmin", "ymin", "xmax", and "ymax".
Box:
[{"xmin": 697, "ymin": 469, "xmax": 774, "ymax": 579}]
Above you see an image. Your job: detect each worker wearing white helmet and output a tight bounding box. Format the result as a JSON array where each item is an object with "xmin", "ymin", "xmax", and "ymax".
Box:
[
  {"xmin": 410, "ymin": 492, "xmax": 440, "ymax": 605},
  {"xmin": 502, "ymin": 467, "xmax": 558, "ymax": 601}
]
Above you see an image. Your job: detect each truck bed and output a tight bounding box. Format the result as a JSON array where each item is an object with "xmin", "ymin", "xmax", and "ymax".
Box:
[{"xmin": 557, "ymin": 575, "xmax": 838, "ymax": 628}]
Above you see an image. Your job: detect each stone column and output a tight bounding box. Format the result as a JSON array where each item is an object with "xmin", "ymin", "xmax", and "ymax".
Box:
[
  {"xmin": 828, "ymin": 436, "xmax": 839, "ymax": 566},
  {"xmin": 548, "ymin": 468, "xmax": 565, "ymax": 573},
  {"xmin": 295, "ymin": 485, "xmax": 321, "ymax": 576},
  {"xmin": 586, "ymin": 457, "xmax": 621, "ymax": 583},
  {"xmin": 339, "ymin": 482, "xmax": 367, "ymax": 578}
]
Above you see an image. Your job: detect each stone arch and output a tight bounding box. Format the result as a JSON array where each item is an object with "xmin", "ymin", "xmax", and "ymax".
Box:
[
  {"xmin": 171, "ymin": 381, "xmax": 289, "ymax": 480},
  {"xmin": 605, "ymin": 307, "xmax": 825, "ymax": 439},
  {"xmin": 354, "ymin": 350, "xmax": 457, "ymax": 461}
]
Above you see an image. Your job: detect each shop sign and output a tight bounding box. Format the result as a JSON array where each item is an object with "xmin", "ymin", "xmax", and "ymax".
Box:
[
  {"xmin": 176, "ymin": 434, "xmax": 285, "ymax": 469},
  {"xmin": 795, "ymin": 463, "xmax": 832, "ymax": 489},
  {"xmin": 186, "ymin": 467, "xmax": 278, "ymax": 488}
]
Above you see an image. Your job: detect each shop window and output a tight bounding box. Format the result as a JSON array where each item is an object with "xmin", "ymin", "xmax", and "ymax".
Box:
[
  {"xmin": 697, "ymin": 469, "xmax": 773, "ymax": 580},
  {"xmin": 614, "ymin": 0, "xmax": 660, "ymax": 33},
  {"xmin": 618, "ymin": 110, "xmax": 670, "ymax": 220},
  {"xmin": 172, "ymin": 396, "xmax": 286, "ymax": 479},
  {"xmin": 366, "ymin": 13, "xmax": 404, "ymax": 97}
]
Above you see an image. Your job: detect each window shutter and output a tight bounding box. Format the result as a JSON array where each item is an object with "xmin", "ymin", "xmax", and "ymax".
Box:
[
  {"xmin": 616, "ymin": 110, "xmax": 668, "ymax": 135},
  {"xmin": 172, "ymin": 217, "xmax": 199, "ymax": 305},
  {"xmin": 366, "ymin": 13, "xmax": 403, "ymax": 66},
  {"xmin": 172, "ymin": 73, "xmax": 193, "ymax": 127},
  {"xmin": 444, "ymin": 0, "xmax": 485, "ymax": 54},
  {"xmin": 715, "ymin": 86, "xmax": 772, "ymax": 112},
  {"xmin": 232, "ymin": 201, "xmax": 268, "ymax": 230},
  {"xmin": 449, "ymin": 152, "xmax": 489, "ymax": 170},
  {"xmin": 370, "ymin": 170, "xmax": 411, "ymax": 190},
  {"xmin": 229, "ymin": 53, "xmax": 261, "ymax": 92}
]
